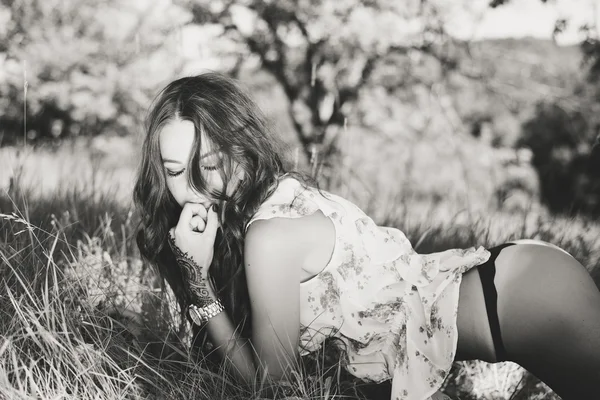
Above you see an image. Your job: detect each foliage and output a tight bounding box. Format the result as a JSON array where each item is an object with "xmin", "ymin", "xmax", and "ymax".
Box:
[
  {"xmin": 439, "ymin": 35, "xmax": 600, "ymax": 216},
  {"xmin": 178, "ymin": 0, "xmax": 476, "ymax": 164},
  {"xmin": 0, "ymin": 0, "xmax": 189, "ymax": 144},
  {"xmin": 518, "ymin": 101, "xmax": 600, "ymax": 215}
]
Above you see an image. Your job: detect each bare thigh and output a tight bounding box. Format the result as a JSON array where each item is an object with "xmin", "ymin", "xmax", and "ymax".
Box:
[{"xmin": 494, "ymin": 241, "xmax": 600, "ymax": 398}]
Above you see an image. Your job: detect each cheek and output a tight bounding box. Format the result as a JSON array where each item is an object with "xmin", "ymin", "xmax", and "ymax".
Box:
[
  {"xmin": 165, "ymin": 179, "xmax": 185, "ymax": 205},
  {"xmin": 208, "ymin": 174, "xmax": 223, "ymax": 190}
]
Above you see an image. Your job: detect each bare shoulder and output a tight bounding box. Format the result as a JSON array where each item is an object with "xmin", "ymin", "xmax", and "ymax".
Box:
[{"xmin": 244, "ymin": 211, "xmax": 335, "ymax": 275}]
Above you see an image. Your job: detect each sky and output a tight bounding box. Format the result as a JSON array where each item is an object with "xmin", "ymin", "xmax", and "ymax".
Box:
[{"xmin": 447, "ymin": 0, "xmax": 599, "ymax": 45}]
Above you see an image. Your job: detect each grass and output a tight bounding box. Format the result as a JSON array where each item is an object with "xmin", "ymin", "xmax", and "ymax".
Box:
[{"xmin": 1, "ymin": 141, "xmax": 599, "ymax": 399}]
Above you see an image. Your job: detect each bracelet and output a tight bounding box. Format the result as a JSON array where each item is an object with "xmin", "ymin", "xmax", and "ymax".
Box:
[{"xmin": 188, "ymin": 299, "xmax": 225, "ymax": 325}]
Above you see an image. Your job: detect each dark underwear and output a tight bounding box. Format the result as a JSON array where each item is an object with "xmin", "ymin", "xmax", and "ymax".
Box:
[{"xmin": 477, "ymin": 242, "xmax": 516, "ymax": 362}]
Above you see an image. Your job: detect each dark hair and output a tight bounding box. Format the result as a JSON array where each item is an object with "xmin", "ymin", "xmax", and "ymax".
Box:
[{"xmin": 133, "ymin": 73, "xmax": 285, "ymax": 339}]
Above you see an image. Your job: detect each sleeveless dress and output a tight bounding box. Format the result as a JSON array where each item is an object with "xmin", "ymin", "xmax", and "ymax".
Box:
[{"xmin": 246, "ymin": 176, "xmax": 491, "ymax": 400}]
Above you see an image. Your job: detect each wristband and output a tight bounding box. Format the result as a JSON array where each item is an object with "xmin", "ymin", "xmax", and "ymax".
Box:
[{"xmin": 188, "ymin": 299, "xmax": 225, "ymax": 325}]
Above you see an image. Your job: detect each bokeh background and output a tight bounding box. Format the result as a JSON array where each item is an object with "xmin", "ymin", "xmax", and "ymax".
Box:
[{"xmin": 2, "ymin": 0, "xmax": 600, "ymax": 399}]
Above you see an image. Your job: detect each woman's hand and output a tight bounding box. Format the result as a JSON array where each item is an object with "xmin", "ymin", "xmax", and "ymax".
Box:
[{"xmin": 168, "ymin": 203, "xmax": 220, "ymax": 305}]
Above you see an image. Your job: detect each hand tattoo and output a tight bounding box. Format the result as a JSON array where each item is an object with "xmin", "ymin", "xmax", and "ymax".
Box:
[{"xmin": 168, "ymin": 233, "xmax": 213, "ymax": 306}]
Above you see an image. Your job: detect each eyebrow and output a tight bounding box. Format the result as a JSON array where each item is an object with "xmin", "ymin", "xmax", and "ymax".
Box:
[{"xmin": 162, "ymin": 150, "xmax": 218, "ymax": 164}]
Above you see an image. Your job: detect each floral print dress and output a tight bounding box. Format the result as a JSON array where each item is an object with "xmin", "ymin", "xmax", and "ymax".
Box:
[{"xmin": 246, "ymin": 177, "xmax": 491, "ymax": 400}]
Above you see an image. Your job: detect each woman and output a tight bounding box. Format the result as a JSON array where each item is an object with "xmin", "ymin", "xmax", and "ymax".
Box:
[{"xmin": 133, "ymin": 73, "xmax": 600, "ymax": 400}]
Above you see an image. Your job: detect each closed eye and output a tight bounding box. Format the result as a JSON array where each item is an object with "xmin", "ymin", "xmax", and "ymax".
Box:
[
  {"xmin": 167, "ymin": 169, "xmax": 184, "ymax": 177},
  {"xmin": 200, "ymin": 153, "xmax": 223, "ymax": 171}
]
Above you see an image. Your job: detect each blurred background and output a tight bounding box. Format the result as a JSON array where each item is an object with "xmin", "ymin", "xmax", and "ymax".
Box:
[
  {"xmin": 1, "ymin": 0, "xmax": 599, "ymax": 216},
  {"xmin": 2, "ymin": 0, "xmax": 600, "ymax": 399}
]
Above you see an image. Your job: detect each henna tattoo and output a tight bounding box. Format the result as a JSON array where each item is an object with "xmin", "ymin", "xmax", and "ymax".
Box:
[{"xmin": 168, "ymin": 233, "xmax": 213, "ymax": 306}]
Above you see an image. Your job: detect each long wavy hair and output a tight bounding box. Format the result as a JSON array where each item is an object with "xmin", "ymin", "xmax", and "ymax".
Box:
[{"xmin": 133, "ymin": 73, "xmax": 286, "ymax": 339}]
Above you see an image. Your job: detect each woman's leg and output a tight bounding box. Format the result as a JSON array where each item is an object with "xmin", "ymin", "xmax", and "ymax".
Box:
[{"xmin": 494, "ymin": 241, "xmax": 600, "ymax": 399}]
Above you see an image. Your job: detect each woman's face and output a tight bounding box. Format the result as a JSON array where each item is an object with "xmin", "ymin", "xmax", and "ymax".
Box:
[{"xmin": 159, "ymin": 118, "xmax": 237, "ymax": 209}]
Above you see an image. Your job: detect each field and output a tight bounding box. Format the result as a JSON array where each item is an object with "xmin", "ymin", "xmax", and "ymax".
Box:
[
  {"xmin": 2, "ymin": 0, "xmax": 600, "ymax": 396},
  {"xmin": 1, "ymin": 130, "xmax": 599, "ymax": 400}
]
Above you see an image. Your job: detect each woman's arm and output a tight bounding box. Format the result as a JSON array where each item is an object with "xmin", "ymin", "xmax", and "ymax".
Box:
[
  {"xmin": 200, "ymin": 211, "xmax": 334, "ymax": 383},
  {"xmin": 244, "ymin": 211, "xmax": 335, "ymax": 380},
  {"xmin": 168, "ymin": 204, "xmax": 258, "ymax": 384},
  {"xmin": 202, "ymin": 307, "xmax": 257, "ymax": 383}
]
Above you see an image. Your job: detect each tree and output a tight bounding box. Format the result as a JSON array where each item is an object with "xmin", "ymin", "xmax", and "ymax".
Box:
[
  {"xmin": 518, "ymin": 102, "xmax": 593, "ymax": 213},
  {"xmin": 491, "ymin": 0, "xmax": 600, "ymax": 215},
  {"xmin": 0, "ymin": 0, "xmax": 189, "ymax": 144},
  {"xmin": 179, "ymin": 0, "xmax": 471, "ymax": 166}
]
